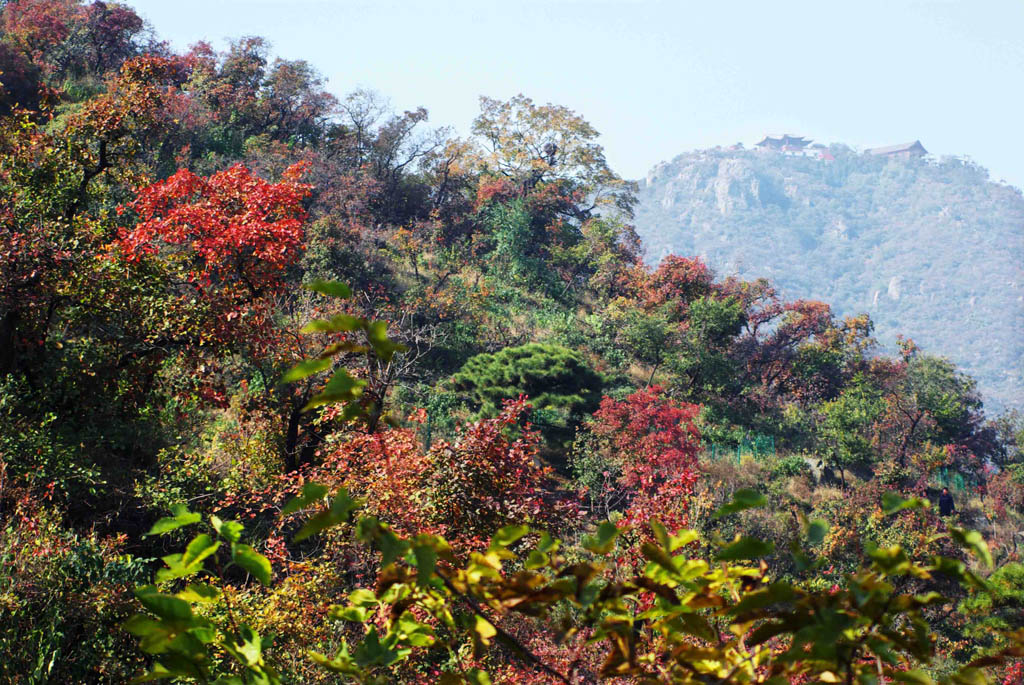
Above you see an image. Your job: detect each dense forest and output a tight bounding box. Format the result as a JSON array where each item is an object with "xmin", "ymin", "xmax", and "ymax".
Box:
[
  {"xmin": 0, "ymin": 2, "xmax": 1022, "ymax": 683},
  {"xmin": 635, "ymin": 145, "xmax": 1024, "ymax": 413}
]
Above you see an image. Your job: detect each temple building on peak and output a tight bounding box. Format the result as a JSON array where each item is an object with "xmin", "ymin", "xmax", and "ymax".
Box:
[
  {"xmin": 754, "ymin": 134, "xmax": 813, "ymax": 153},
  {"xmin": 865, "ymin": 140, "xmax": 928, "ymax": 159}
]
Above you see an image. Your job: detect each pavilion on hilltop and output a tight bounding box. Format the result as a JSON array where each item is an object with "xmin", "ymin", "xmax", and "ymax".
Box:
[{"xmin": 754, "ymin": 134, "xmax": 812, "ymax": 152}]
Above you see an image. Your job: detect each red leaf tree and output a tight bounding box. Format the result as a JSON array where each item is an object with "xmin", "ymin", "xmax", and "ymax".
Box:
[
  {"xmin": 586, "ymin": 386, "xmax": 701, "ymax": 533},
  {"xmin": 118, "ymin": 162, "xmax": 311, "ymax": 298}
]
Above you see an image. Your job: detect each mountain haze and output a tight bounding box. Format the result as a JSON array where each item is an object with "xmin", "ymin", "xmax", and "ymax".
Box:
[{"xmin": 634, "ymin": 144, "xmax": 1024, "ymax": 412}]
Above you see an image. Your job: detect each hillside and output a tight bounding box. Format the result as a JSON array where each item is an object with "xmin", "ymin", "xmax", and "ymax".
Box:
[{"xmin": 634, "ymin": 144, "xmax": 1024, "ymax": 412}]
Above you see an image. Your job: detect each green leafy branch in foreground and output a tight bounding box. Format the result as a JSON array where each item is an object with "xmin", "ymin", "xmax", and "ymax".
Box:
[
  {"xmin": 123, "ymin": 505, "xmax": 280, "ymax": 684},
  {"xmin": 124, "ymin": 490, "xmax": 1023, "ymax": 684}
]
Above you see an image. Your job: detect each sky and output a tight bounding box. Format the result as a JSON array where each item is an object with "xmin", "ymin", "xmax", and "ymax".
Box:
[{"xmin": 126, "ymin": 0, "xmax": 1024, "ymax": 190}]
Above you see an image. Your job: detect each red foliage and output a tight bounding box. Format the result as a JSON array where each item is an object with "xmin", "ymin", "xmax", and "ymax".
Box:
[
  {"xmin": 118, "ymin": 163, "xmax": 311, "ymax": 295},
  {"xmin": 645, "ymin": 255, "xmax": 715, "ymax": 315},
  {"xmin": 591, "ymin": 386, "xmax": 701, "ymax": 491},
  {"xmin": 1, "ymin": 0, "xmax": 77, "ymax": 69},
  {"xmin": 424, "ymin": 398, "xmax": 573, "ymax": 548},
  {"xmin": 3, "ymin": 0, "xmax": 145, "ymax": 78},
  {"xmin": 475, "ymin": 177, "xmax": 518, "ymax": 207},
  {"xmin": 589, "ymin": 387, "xmax": 701, "ymax": 537},
  {"xmin": 217, "ymin": 399, "xmax": 571, "ymax": 561}
]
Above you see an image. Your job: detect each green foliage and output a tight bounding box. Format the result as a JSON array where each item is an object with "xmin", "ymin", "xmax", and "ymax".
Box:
[
  {"xmin": 904, "ymin": 354, "xmax": 983, "ymax": 445},
  {"xmin": 769, "ymin": 454, "xmax": 809, "ymax": 478},
  {"xmin": 959, "ymin": 563, "xmax": 1024, "ymax": 655},
  {"xmin": 2, "ymin": 15, "xmax": 1021, "ymax": 683},
  {"xmin": 123, "ymin": 507, "xmax": 282, "ymax": 684},
  {"xmin": 819, "ymin": 373, "xmax": 885, "ymax": 477},
  {"xmin": 0, "ymin": 507, "xmax": 150, "ymax": 684}
]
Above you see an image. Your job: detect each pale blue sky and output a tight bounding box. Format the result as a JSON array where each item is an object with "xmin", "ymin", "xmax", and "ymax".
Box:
[{"xmin": 127, "ymin": 0, "xmax": 1024, "ymax": 189}]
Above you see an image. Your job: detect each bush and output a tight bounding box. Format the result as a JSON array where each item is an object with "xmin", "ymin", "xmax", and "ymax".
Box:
[{"xmin": 450, "ymin": 343, "xmax": 603, "ymax": 449}]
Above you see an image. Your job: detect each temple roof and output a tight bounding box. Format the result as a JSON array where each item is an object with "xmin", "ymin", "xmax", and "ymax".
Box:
[
  {"xmin": 865, "ymin": 140, "xmax": 927, "ymax": 156},
  {"xmin": 755, "ymin": 134, "xmax": 812, "ymax": 148}
]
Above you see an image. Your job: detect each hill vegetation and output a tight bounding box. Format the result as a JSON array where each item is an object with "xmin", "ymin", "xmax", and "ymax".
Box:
[
  {"xmin": 634, "ymin": 145, "xmax": 1024, "ymax": 412},
  {"xmin": 0, "ymin": 2, "xmax": 1022, "ymax": 683}
]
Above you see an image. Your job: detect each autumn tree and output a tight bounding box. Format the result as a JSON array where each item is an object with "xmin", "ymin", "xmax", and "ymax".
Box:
[
  {"xmin": 577, "ymin": 386, "xmax": 701, "ymax": 531},
  {"xmin": 472, "ymin": 94, "xmax": 635, "ymax": 217}
]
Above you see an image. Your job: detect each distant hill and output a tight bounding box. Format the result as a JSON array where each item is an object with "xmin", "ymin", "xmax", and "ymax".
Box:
[{"xmin": 634, "ymin": 144, "xmax": 1024, "ymax": 412}]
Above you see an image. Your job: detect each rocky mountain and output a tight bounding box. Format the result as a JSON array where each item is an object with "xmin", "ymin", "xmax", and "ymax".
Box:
[{"xmin": 634, "ymin": 144, "xmax": 1024, "ymax": 412}]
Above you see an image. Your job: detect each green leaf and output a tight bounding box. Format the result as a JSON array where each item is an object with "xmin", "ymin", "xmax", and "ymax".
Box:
[
  {"xmin": 176, "ymin": 583, "xmax": 222, "ymax": 603},
  {"xmin": 490, "ymin": 524, "xmax": 529, "ymax": 548},
  {"xmin": 472, "ymin": 615, "xmax": 497, "ymax": 646},
  {"xmin": 412, "ymin": 542, "xmax": 438, "ymax": 586},
  {"xmin": 123, "ymin": 614, "xmax": 174, "ymax": 654},
  {"xmin": 353, "ymin": 626, "xmax": 407, "ymax": 667},
  {"xmin": 329, "ymin": 604, "xmax": 369, "ymax": 623},
  {"xmin": 130, "ymin": 658, "xmax": 205, "ymax": 682},
  {"xmin": 231, "ymin": 544, "xmax": 273, "ymax": 586},
  {"xmin": 365, "ymin": 320, "xmax": 406, "ymax": 362},
  {"xmin": 525, "ymin": 549, "xmax": 549, "ymax": 570},
  {"xmin": 155, "ymin": 553, "xmax": 198, "ymax": 583},
  {"xmin": 887, "ymin": 668, "xmax": 935, "ymax": 684},
  {"xmin": 300, "ymin": 313, "xmax": 365, "ymax": 334},
  {"xmin": 304, "ymin": 279, "xmax": 352, "ymax": 298},
  {"xmin": 882, "ymin": 492, "xmax": 930, "ymax": 516},
  {"xmin": 671, "ymin": 613, "xmax": 717, "ymax": 642},
  {"xmin": 582, "ymin": 521, "xmax": 619, "ymax": 555},
  {"xmin": 293, "ymin": 488, "xmax": 361, "ymax": 542},
  {"xmin": 303, "ymin": 368, "xmax": 367, "ymax": 411},
  {"xmin": 232, "ymin": 625, "xmax": 263, "ymax": 667},
  {"xmin": 279, "ymin": 357, "xmax": 332, "ymax": 383},
  {"xmin": 641, "ymin": 542, "xmax": 681, "ymax": 578},
  {"xmin": 806, "ymin": 519, "xmax": 828, "ymax": 546},
  {"xmin": 716, "ymin": 536, "xmax": 774, "ymax": 561},
  {"xmin": 713, "ymin": 488, "xmax": 767, "ymax": 519},
  {"xmin": 146, "ymin": 503, "xmax": 201, "ymax": 537},
  {"xmin": 729, "ymin": 582, "xmax": 796, "ymax": 616},
  {"xmin": 211, "ymin": 515, "xmax": 243, "ymax": 544},
  {"xmin": 349, "ymin": 588, "xmax": 377, "ymax": 606},
  {"xmin": 464, "ymin": 668, "xmax": 492, "ymax": 684},
  {"xmin": 182, "ymin": 534, "xmax": 220, "ymax": 567},
  {"xmin": 948, "ymin": 526, "xmax": 993, "ymax": 568},
  {"xmin": 281, "ymin": 482, "xmax": 329, "ymax": 517},
  {"xmin": 135, "ymin": 587, "xmax": 194, "ymax": 621},
  {"xmin": 929, "ymin": 555, "xmax": 988, "ymax": 590}
]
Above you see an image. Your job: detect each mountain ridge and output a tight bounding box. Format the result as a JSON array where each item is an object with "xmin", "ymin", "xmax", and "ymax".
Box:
[{"xmin": 633, "ymin": 143, "xmax": 1024, "ymax": 412}]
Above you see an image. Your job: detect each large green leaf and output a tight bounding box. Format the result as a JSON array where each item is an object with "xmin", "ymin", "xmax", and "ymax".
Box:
[
  {"xmin": 948, "ymin": 526, "xmax": 993, "ymax": 568},
  {"xmin": 713, "ymin": 488, "xmax": 767, "ymax": 519},
  {"xmin": 303, "ymin": 368, "xmax": 366, "ymax": 411},
  {"xmin": 211, "ymin": 515, "xmax": 244, "ymax": 544},
  {"xmin": 231, "ymin": 543, "xmax": 273, "ymax": 586},
  {"xmin": 582, "ymin": 521, "xmax": 620, "ymax": 555},
  {"xmin": 882, "ymin": 492, "xmax": 930, "ymax": 516},
  {"xmin": 281, "ymin": 482, "xmax": 329, "ymax": 517},
  {"xmin": 716, "ymin": 536, "xmax": 774, "ymax": 561},
  {"xmin": 304, "ymin": 279, "xmax": 352, "ymax": 298},
  {"xmin": 146, "ymin": 503, "xmax": 201, "ymax": 537},
  {"xmin": 279, "ymin": 357, "xmax": 332, "ymax": 383},
  {"xmin": 293, "ymin": 488, "xmax": 361, "ymax": 542}
]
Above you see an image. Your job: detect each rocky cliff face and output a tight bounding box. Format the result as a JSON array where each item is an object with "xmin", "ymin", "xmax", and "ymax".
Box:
[{"xmin": 634, "ymin": 145, "xmax": 1024, "ymax": 412}]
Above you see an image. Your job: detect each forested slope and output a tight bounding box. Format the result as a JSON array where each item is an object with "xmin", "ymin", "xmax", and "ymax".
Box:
[
  {"xmin": 635, "ymin": 146, "xmax": 1024, "ymax": 411},
  {"xmin": 0, "ymin": 2, "xmax": 1022, "ymax": 683}
]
